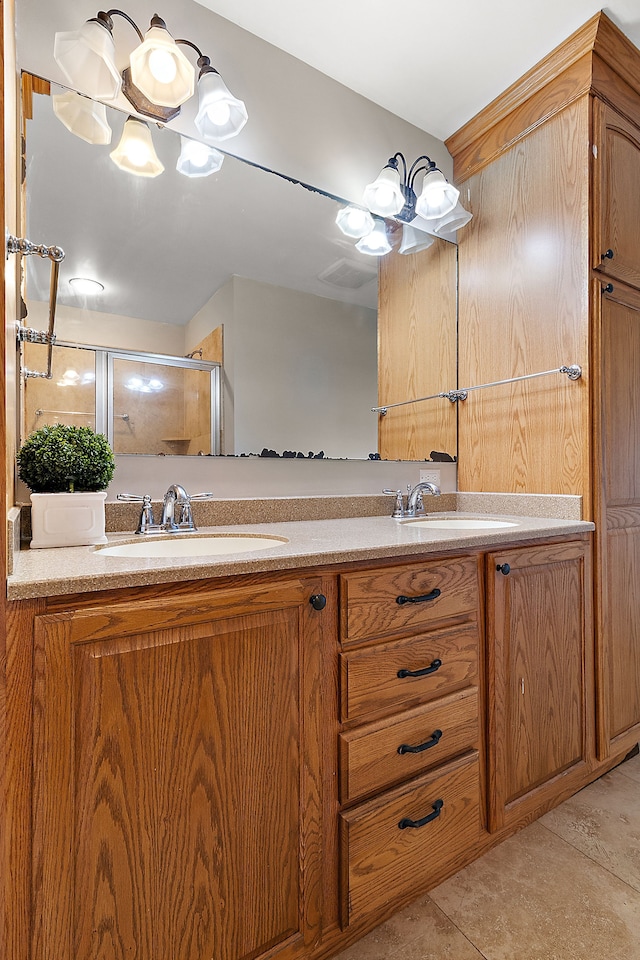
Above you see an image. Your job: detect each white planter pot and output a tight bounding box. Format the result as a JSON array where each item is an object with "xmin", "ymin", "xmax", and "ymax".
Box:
[{"xmin": 30, "ymin": 491, "xmax": 108, "ymax": 549}]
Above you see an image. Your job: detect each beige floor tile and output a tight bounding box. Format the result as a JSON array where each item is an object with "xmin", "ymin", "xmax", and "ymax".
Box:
[
  {"xmin": 332, "ymin": 895, "xmax": 485, "ymax": 960},
  {"xmin": 540, "ymin": 768, "xmax": 640, "ymax": 891},
  {"xmin": 429, "ymin": 821, "xmax": 640, "ymax": 960},
  {"xmin": 618, "ymin": 753, "xmax": 640, "ymax": 785}
]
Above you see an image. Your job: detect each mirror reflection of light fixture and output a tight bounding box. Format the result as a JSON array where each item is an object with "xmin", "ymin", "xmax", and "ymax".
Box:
[
  {"xmin": 398, "ymin": 224, "xmax": 435, "ymax": 255},
  {"xmin": 355, "ymin": 220, "xmax": 392, "ymax": 256},
  {"xmin": 125, "ymin": 376, "xmax": 164, "ymax": 393},
  {"xmin": 176, "ymin": 136, "xmax": 224, "ymax": 177},
  {"xmin": 53, "ymin": 9, "xmax": 247, "ymax": 134},
  {"xmin": 335, "ymin": 205, "xmax": 375, "ymax": 239},
  {"xmin": 69, "ymin": 277, "xmax": 105, "ymax": 295},
  {"xmin": 57, "ymin": 368, "xmax": 96, "ymax": 387},
  {"xmin": 432, "ymin": 200, "xmax": 474, "ymax": 235},
  {"xmin": 52, "ymin": 90, "xmax": 112, "ymax": 144},
  {"xmin": 110, "ymin": 116, "xmax": 164, "ymax": 177}
]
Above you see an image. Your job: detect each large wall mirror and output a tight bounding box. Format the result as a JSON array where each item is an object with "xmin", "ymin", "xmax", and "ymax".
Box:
[{"xmin": 20, "ymin": 72, "xmax": 458, "ymax": 462}]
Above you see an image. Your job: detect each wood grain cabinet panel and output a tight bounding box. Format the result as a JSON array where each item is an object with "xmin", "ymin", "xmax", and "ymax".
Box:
[
  {"xmin": 31, "ymin": 579, "xmax": 330, "ymax": 960},
  {"xmin": 597, "ymin": 283, "xmax": 640, "ymax": 754},
  {"xmin": 486, "ymin": 540, "xmax": 594, "ymax": 831},
  {"xmin": 340, "ymin": 557, "xmax": 480, "ymax": 646},
  {"xmin": 594, "ymin": 104, "xmax": 640, "ymax": 289},
  {"xmin": 339, "ymin": 753, "xmax": 480, "ymax": 926},
  {"xmin": 340, "ymin": 623, "xmax": 479, "ymax": 723},
  {"xmin": 339, "ymin": 688, "xmax": 479, "ymax": 804}
]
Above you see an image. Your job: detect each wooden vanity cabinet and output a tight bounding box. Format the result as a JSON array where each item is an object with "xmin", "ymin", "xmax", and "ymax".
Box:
[
  {"xmin": 337, "ymin": 556, "xmax": 483, "ymax": 928},
  {"xmin": 485, "ymin": 538, "xmax": 594, "ymax": 832},
  {"xmin": 28, "ymin": 574, "xmax": 336, "ymax": 960}
]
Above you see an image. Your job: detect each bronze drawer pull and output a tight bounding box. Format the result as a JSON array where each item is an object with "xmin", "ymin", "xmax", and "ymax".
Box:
[
  {"xmin": 397, "ymin": 729, "xmax": 443, "ymax": 754},
  {"xmin": 396, "ymin": 588, "xmax": 441, "ymax": 605},
  {"xmin": 397, "ymin": 658, "xmax": 442, "ymax": 679},
  {"xmin": 398, "ymin": 798, "xmax": 444, "ymax": 829}
]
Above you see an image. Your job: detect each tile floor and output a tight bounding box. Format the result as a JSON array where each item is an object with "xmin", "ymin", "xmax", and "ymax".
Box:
[{"xmin": 335, "ymin": 753, "xmax": 640, "ymax": 960}]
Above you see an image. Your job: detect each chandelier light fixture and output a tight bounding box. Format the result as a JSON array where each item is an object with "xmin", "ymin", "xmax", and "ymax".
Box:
[{"xmin": 54, "ymin": 10, "xmax": 248, "ymax": 138}]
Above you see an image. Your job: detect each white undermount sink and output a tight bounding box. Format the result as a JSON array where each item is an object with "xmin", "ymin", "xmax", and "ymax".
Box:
[
  {"xmin": 402, "ymin": 517, "xmax": 519, "ymax": 530},
  {"xmin": 97, "ymin": 534, "xmax": 289, "ymax": 559}
]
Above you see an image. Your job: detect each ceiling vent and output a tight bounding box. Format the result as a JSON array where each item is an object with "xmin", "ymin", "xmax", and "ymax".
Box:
[{"xmin": 318, "ymin": 258, "xmax": 377, "ymax": 289}]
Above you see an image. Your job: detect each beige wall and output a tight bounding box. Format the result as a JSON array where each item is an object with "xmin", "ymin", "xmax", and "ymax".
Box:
[
  {"xmin": 219, "ymin": 276, "xmax": 378, "ymax": 459},
  {"xmin": 25, "ymin": 299, "xmax": 185, "ymax": 355}
]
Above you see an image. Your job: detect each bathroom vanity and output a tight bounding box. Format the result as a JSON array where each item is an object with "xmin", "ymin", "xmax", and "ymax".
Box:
[{"xmin": 4, "ymin": 513, "xmax": 610, "ymax": 960}]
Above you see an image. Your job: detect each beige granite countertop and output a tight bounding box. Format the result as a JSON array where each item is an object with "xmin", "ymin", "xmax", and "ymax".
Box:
[{"xmin": 7, "ymin": 509, "xmax": 594, "ymax": 601}]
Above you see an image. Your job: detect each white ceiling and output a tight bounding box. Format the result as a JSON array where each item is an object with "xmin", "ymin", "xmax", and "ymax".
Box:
[{"xmin": 194, "ymin": 0, "xmax": 640, "ymax": 141}]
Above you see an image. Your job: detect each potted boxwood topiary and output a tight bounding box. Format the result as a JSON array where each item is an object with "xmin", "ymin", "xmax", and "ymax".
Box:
[{"xmin": 17, "ymin": 424, "xmax": 115, "ymax": 548}]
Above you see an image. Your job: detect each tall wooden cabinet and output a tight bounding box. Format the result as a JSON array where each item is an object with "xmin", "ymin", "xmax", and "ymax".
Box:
[{"xmin": 444, "ymin": 11, "xmax": 640, "ymax": 763}]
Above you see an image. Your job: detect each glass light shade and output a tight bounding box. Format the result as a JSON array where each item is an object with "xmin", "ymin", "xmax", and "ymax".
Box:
[
  {"xmin": 129, "ymin": 24, "xmax": 195, "ymax": 108},
  {"xmin": 176, "ymin": 136, "xmax": 224, "ymax": 177},
  {"xmin": 52, "ymin": 91, "xmax": 112, "ymax": 145},
  {"xmin": 335, "ymin": 205, "xmax": 375, "ymax": 239},
  {"xmin": 415, "ymin": 169, "xmax": 460, "ymax": 220},
  {"xmin": 398, "ymin": 224, "xmax": 435, "ymax": 255},
  {"xmin": 432, "ymin": 200, "xmax": 473, "ymax": 235},
  {"xmin": 195, "ymin": 71, "xmax": 248, "ymax": 141},
  {"xmin": 362, "ymin": 166, "xmax": 404, "ymax": 217},
  {"xmin": 110, "ymin": 117, "xmax": 164, "ymax": 178},
  {"xmin": 355, "ymin": 221, "xmax": 392, "ymax": 256},
  {"xmin": 54, "ymin": 19, "xmax": 122, "ymax": 101}
]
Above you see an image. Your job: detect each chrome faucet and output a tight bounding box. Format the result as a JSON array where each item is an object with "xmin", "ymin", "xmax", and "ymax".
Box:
[
  {"xmin": 161, "ymin": 483, "xmax": 191, "ymax": 531},
  {"xmin": 117, "ymin": 486, "xmax": 214, "ymax": 534},
  {"xmin": 383, "ymin": 480, "xmax": 441, "ymax": 519},
  {"xmin": 406, "ymin": 480, "xmax": 441, "ymax": 516}
]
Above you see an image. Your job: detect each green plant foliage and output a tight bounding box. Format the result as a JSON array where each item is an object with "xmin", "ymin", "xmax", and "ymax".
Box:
[{"xmin": 17, "ymin": 424, "xmax": 115, "ymax": 493}]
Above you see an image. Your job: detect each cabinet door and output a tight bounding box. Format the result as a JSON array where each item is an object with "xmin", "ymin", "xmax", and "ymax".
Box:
[
  {"xmin": 486, "ymin": 540, "xmax": 593, "ymax": 831},
  {"xmin": 597, "ymin": 282, "xmax": 640, "ymax": 757},
  {"xmin": 32, "ymin": 579, "xmax": 330, "ymax": 960},
  {"xmin": 594, "ymin": 102, "xmax": 640, "ymax": 290}
]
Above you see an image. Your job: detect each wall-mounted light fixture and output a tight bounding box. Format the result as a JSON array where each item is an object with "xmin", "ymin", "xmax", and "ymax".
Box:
[
  {"xmin": 54, "ymin": 10, "xmax": 247, "ymax": 138},
  {"xmin": 336, "ymin": 151, "xmax": 471, "ymax": 256},
  {"xmin": 363, "ymin": 152, "xmax": 459, "ymax": 221}
]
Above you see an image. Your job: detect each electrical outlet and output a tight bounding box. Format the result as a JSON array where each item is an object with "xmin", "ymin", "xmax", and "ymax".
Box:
[{"xmin": 419, "ymin": 469, "xmax": 441, "ymax": 485}]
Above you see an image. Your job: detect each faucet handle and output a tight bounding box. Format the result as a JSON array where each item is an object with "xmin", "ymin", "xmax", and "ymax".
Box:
[
  {"xmin": 188, "ymin": 492, "xmax": 214, "ymax": 500},
  {"xmin": 117, "ymin": 493, "xmax": 156, "ymax": 533},
  {"xmin": 383, "ymin": 488, "xmax": 405, "ymax": 519}
]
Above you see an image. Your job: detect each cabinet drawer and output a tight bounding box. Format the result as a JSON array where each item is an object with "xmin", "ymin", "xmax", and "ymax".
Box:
[
  {"xmin": 340, "ymin": 752, "xmax": 480, "ymax": 926},
  {"xmin": 340, "ymin": 623, "xmax": 478, "ymax": 722},
  {"xmin": 339, "ymin": 688, "xmax": 479, "ymax": 804},
  {"xmin": 340, "ymin": 557, "xmax": 479, "ymax": 647}
]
